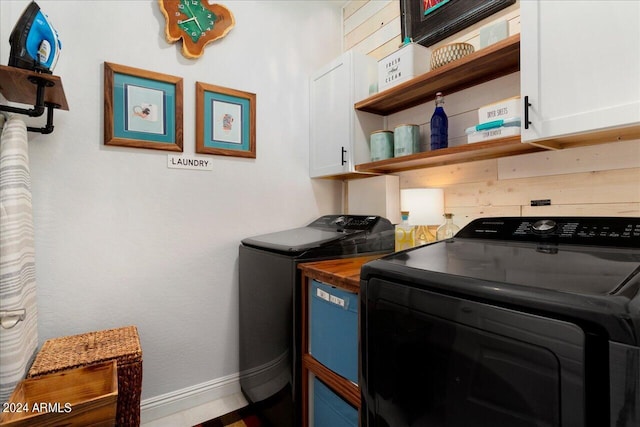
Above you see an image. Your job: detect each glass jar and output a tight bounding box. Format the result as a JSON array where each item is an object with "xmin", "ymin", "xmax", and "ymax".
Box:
[
  {"xmin": 395, "ymin": 211, "xmax": 415, "ymax": 251},
  {"xmin": 436, "ymin": 213, "xmax": 459, "ymax": 240}
]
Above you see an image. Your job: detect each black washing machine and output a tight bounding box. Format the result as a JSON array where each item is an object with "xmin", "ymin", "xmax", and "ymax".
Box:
[
  {"xmin": 239, "ymin": 215, "xmax": 394, "ymax": 426},
  {"xmin": 360, "ymin": 217, "xmax": 640, "ymax": 427}
]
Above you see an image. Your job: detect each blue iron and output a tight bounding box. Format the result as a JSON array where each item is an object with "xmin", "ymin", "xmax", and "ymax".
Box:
[{"xmin": 9, "ymin": 1, "xmax": 61, "ymax": 73}]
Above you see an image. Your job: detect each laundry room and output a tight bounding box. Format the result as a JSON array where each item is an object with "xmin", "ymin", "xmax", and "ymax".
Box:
[{"xmin": 0, "ymin": 1, "xmax": 638, "ymax": 427}]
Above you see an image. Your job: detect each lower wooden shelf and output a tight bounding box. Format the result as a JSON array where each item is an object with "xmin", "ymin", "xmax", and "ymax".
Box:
[
  {"xmin": 303, "ymin": 354, "xmax": 360, "ymax": 408},
  {"xmin": 355, "ymin": 136, "xmax": 541, "ymax": 173},
  {"xmin": 353, "ymin": 127, "xmax": 640, "ymax": 175}
]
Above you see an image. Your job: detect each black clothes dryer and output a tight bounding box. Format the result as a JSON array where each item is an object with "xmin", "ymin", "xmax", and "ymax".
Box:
[{"xmin": 360, "ymin": 217, "xmax": 640, "ymax": 427}]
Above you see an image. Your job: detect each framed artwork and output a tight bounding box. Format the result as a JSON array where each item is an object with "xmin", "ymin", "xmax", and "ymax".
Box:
[
  {"xmin": 104, "ymin": 62, "xmax": 183, "ymax": 151},
  {"xmin": 401, "ymin": 0, "xmax": 515, "ymax": 47},
  {"xmin": 196, "ymin": 82, "xmax": 256, "ymax": 158}
]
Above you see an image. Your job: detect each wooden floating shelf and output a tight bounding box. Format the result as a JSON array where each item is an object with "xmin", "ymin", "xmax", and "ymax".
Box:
[
  {"xmin": 0, "ymin": 65, "xmax": 69, "ymax": 110},
  {"xmin": 355, "ymin": 136, "xmax": 544, "ymax": 173},
  {"xmin": 355, "ymin": 34, "xmax": 520, "ymax": 116}
]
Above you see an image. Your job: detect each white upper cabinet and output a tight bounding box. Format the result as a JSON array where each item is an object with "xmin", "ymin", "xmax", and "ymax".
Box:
[
  {"xmin": 309, "ymin": 50, "xmax": 382, "ymax": 178},
  {"xmin": 520, "ymin": 0, "xmax": 640, "ymax": 143}
]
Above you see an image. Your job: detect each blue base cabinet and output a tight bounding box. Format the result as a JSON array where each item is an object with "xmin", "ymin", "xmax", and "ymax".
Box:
[{"xmin": 299, "ymin": 256, "xmax": 378, "ymax": 427}]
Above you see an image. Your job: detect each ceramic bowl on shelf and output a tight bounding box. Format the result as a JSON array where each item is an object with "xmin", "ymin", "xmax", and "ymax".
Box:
[{"xmin": 430, "ymin": 42, "xmax": 475, "ymax": 69}]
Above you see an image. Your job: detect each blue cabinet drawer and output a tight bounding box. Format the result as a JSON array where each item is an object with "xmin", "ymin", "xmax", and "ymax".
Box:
[
  {"xmin": 313, "ymin": 377, "xmax": 358, "ymax": 427},
  {"xmin": 309, "ymin": 279, "xmax": 358, "ymax": 383}
]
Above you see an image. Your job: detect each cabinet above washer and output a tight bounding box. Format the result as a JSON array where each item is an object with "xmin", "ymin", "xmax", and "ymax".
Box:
[{"xmin": 309, "ymin": 51, "xmax": 383, "ymax": 179}]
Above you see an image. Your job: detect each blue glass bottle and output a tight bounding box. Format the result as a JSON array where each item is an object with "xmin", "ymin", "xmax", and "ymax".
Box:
[{"xmin": 430, "ymin": 92, "xmax": 448, "ymax": 150}]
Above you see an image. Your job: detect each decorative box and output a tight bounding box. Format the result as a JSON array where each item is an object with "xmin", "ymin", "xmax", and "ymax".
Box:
[
  {"xmin": 378, "ymin": 43, "xmax": 431, "ymax": 92},
  {"xmin": 28, "ymin": 326, "xmax": 142, "ymax": 427},
  {"xmin": 467, "ymin": 125, "xmax": 521, "ymax": 144},
  {"xmin": 478, "ymin": 96, "xmax": 521, "ymax": 123},
  {"xmin": 1, "ymin": 361, "xmax": 118, "ymax": 427}
]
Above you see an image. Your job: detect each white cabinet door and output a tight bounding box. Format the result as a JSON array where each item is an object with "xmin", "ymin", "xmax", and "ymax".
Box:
[
  {"xmin": 520, "ymin": 0, "xmax": 640, "ymax": 143},
  {"xmin": 310, "ymin": 54, "xmax": 352, "ymax": 177},
  {"xmin": 309, "ymin": 51, "xmax": 381, "ymax": 178}
]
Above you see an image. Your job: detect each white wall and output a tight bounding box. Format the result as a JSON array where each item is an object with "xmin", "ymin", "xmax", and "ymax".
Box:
[{"xmin": 0, "ymin": 0, "xmax": 344, "ymax": 421}]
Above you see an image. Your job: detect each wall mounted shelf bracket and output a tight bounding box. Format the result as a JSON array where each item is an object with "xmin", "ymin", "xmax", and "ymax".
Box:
[
  {"xmin": 0, "ymin": 65, "xmax": 68, "ymax": 135},
  {"xmin": 0, "ymin": 75, "xmax": 59, "ymax": 134}
]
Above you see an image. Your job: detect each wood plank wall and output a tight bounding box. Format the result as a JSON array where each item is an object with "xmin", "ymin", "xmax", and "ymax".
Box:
[{"xmin": 343, "ymin": 0, "xmax": 640, "ymax": 227}]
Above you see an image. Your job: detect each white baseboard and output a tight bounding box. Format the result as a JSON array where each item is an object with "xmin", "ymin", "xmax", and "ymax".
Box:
[{"xmin": 141, "ymin": 373, "xmax": 248, "ymax": 426}]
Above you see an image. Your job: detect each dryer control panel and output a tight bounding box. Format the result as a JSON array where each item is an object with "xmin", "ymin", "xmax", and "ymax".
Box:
[{"xmin": 456, "ymin": 217, "xmax": 640, "ymax": 247}]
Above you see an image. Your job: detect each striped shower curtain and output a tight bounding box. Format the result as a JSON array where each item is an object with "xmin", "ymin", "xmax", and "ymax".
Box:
[{"xmin": 0, "ymin": 117, "xmax": 38, "ymax": 403}]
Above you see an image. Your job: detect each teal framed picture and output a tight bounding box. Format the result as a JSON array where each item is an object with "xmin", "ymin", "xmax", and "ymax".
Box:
[
  {"xmin": 196, "ymin": 82, "xmax": 256, "ymax": 158},
  {"xmin": 104, "ymin": 62, "xmax": 183, "ymax": 151}
]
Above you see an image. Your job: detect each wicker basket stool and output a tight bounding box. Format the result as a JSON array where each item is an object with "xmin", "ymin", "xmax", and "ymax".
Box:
[{"xmin": 28, "ymin": 326, "xmax": 143, "ymax": 427}]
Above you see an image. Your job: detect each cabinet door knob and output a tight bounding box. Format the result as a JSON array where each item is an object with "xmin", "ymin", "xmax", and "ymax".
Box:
[
  {"xmin": 524, "ymin": 96, "xmax": 532, "ymax": 130},
  {"xmin": 341, "ymin": 146, "xmax": 347, "ymax": 165}
]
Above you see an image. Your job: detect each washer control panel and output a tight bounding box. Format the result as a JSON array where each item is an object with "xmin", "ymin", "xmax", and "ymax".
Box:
[
  {"xmin": 531, "ymin": 219, "xmax": 558, "ymax": 234},
  {"xmin": 457, "ymin": 217, "xmax": 640, "ymax": 247},
  {"xmin": 309, "ymin": 215, "xmax": 391, "ymax": 232}
]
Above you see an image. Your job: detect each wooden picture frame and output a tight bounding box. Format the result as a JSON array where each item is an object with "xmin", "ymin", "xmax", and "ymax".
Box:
[
  {"xmin": 401, "ymin": 0, "xmax": 515, "ymax": 47},
  {"xmin": 104, "ymin": 62, "xmax": 183, "ymax": 151},
  {"xmin": 196, "ymin": 82, "xmax": 256, "ymax": 158}
]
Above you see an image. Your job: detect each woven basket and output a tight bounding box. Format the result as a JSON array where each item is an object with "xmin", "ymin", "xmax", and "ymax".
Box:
[
  {"xmin": 430, "ymin": 42, "xmax": 475, "ymax": 70},
  {"xmin": 28, "ymin": 326, "xmax": 142, "ymax": 427}
]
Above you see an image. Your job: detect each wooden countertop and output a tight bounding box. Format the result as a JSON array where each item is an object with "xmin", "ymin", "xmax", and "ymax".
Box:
[{"xmin": 298, "ymin": 254, "xmax": 385, "ymax": 293}]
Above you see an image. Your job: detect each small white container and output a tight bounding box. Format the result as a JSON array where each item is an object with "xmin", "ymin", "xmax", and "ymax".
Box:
[
  {"xmin": 478, "ymin": 96, "xmax": 521, "ymax": 123},
  {"xmin": 378, "ymin": 43, "xmax": 431, "ymax": 92}
]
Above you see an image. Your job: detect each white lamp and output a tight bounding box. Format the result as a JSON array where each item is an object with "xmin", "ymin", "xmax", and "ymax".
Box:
[{"xmin": 400, "ymin": 188, "xmax": 444, "ymax": 244}]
